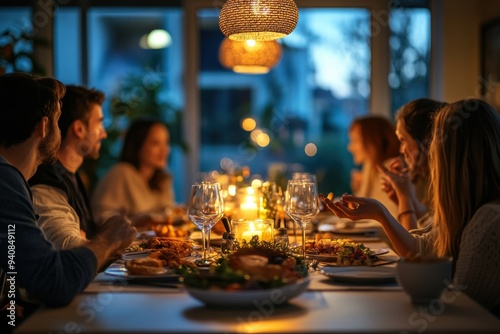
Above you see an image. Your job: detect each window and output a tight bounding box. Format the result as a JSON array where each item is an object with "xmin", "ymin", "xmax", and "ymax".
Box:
[
  {"xmin": 389, "ymin": 8, "xmax": 431, "ymax": 114},
  {"xmin": 198, "ymin": 8, "xmax": 371, "ymax": 195}
]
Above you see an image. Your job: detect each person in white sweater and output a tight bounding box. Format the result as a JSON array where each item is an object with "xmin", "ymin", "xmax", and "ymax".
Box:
[
  {"xmin": 91, "ymin": 119, "xmax": 175, "ymax": 226},
  {"xmin": 323, "ymin": 99, "xmax": 500, "ymax": 316}
]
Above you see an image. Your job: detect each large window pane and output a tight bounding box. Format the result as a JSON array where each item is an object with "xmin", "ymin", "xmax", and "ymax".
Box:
[
  {"xmin": 54, "ymin": 7, "xmax": 81, "ymax": 84},
  {"xmin": 198, "ymin": 9, "xmax": 370, "ymax": 195},
  {"xmin": 390, "ymin": 8, "xmax": 431, "ymax": 114},
  {"xmin": 85, "ymin": 8, "xmax": 185, "ymax": 201}
]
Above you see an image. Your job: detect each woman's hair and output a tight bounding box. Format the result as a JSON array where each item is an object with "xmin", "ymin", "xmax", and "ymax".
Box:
[
  {"xmin": 119, "ymin": 118, "xmax": 170, "ymax": 191},
  {"xmin": 430, "ymin": 99, "xmax": 500, "ymax": 259},
  {"xmin": 396, "ymin": 98, "xmax": 448, "ymax": 151},
  {"xmin": 349, "ymin": 116, "xmax": 400, "ymax": 166}
]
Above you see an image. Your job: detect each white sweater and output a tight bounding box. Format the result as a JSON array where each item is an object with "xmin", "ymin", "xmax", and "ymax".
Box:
[
  {"xmin": 91, "ymin": 162, "xmax": 174, "ymax": 224},
  {"xmin": 414, "ymin": 201, "xmax": 500, "ymax": 313}
]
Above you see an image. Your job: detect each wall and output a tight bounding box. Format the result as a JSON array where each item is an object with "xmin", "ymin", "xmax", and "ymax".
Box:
[{"xmin": 432, "ymin": 0, "xmax": 500, "ymax": 103}]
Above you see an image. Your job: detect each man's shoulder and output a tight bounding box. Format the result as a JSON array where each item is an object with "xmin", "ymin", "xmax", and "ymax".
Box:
[
  {"xmin": 0, "ymin": 158, "xmax": 25, "ymax": 185},
  {"xmin": 28, "ymin": 161, "xmax": 68, "ymax": 189}
]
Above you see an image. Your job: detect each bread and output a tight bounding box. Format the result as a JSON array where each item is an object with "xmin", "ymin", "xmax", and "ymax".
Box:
[{"xmin": 125, "ymin": 257, "xmax": 165, "ymax": 275}]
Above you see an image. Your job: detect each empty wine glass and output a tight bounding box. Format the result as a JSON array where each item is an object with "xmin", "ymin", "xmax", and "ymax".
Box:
[
  {"xmin": 188, "ymin": 182, "xmax": 224, "ymax": 265},
  {"xmin": 290, "ymin": 172, "xmax": 321, "ymax": 234},
  {"xmin": 285, "ymin": 180, "xmax": 320, "ymax": 258},
  {"xmin": 291, "ymin": 172, "xmax": 317, "ymax": 184}
]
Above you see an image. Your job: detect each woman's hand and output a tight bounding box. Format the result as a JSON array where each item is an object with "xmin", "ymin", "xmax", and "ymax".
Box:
[
  {"xmin": 322, "ymin": 193, "xmax": 388, "ymax": 222},
  {"xmin": 379, "ymin": 162, "xmax": 414, "ymax": 204}
]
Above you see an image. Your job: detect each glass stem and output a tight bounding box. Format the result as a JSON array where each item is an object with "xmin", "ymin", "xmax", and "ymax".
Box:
[
  {"xmin": 207, "ymin": 226, "xmax": 211, "ymax": 257},
  {"xmin": 302, "ymin": 226, "xmax": 306, "ymax": 259},
  {"xmin": 201, "ymin": 228, "xmax": 207, "ymax": 261}
]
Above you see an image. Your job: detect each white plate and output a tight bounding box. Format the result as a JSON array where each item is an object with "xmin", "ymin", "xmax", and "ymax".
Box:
[
  {"xmin": 320, "ymin": 266, "xmax": 397, "ymax": 283},
  {"xmin": 307, "ymin": 248, "xmax": 390, "ymax": 263},
  {"xmin": 120, "ymin": 251, "xmax": 150, "ymax": 261},
  {"xmin": 104, "ymin": 266, "xmax": 178, "ymax": 280},
  {"xmin": 185, "ymin": 277, "xmax": 310, "ymax": 307}
]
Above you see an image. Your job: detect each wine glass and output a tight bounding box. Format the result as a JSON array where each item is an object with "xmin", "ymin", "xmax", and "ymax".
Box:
[
  {"xmin": 188, "ymin": 182, "xmax": 224, "ymax": 265},
  {"xmin": 289, "ymin": 173, "xmax": 318, "ymax": 242},
  {"xmin": 291, "ymin": 172, "xmax": 317, "ymax": 184},
  {"xmin": 285, "ymin": 180, "xmax": 320, "ymax": 258}
]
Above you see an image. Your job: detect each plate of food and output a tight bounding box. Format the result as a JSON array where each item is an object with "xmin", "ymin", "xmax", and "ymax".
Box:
[
  {"xmin": 305, "ymin": 238, "xmax": 389, "ymax": 265},
  {"xmin": 320, "ymin": 266, "xmax": 397, "ymax": 283},
  {"xmin": 105, "ymin": 258, "xmax": 179, "ymax": 280},
  {"xmin": 181, "ymin": 244, "xmax": 310, "ymax": 307}
]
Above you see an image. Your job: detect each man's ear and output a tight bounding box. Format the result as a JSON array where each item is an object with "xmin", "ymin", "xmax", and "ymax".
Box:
[
  {"xmin": 37, "ymin": 116, "xmax": 49, "ymax": 138},
  {"xmin": 71, "ymin": 120, "xmax": 86, "ymax": 139}
]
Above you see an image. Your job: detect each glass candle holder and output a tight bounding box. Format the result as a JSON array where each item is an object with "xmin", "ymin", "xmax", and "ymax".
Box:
[{"xmin": 231, "ymin": 219, "xmax": 274, "ymax": 244}]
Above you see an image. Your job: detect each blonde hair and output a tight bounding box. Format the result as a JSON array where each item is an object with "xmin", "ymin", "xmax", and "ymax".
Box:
[{"xmin": 430, "ymin": 99, "xmax": 500, "ymax": 258}]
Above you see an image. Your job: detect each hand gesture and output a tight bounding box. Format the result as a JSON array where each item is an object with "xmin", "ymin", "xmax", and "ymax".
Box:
[
  {"xmin": 322, "ymin": 193, "xmax": 387, "ymax": 222},
  {"xmin": 379, "ymin": 158, "xmax": 414, "ymax": 204}
]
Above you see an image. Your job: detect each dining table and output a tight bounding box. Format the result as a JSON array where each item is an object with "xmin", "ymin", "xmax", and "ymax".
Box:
[{"xmin": 13, "ymin": 224, "xmax": 500, "ymax": 334}]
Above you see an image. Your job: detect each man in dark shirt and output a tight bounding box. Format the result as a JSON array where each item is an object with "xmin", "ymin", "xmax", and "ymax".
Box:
[
  {"xmin": 29, "ymin": 86, "xmax": 107, "ymax": 249},
  {"xmin": 0, "ymin": 73, "xmax": 135, "ymax": 330}
]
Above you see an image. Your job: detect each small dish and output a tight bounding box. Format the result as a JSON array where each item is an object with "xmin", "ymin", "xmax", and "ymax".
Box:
[
  {"xmin": 184, "ymin": 277, "xmax": 310, "ymax": 308},
  {"xmin": 320, "ymin": 266, "xmax": 397, "ymax": 283},
  {"xmin": 104, "ymin": 266, "xmax": 178, "ymax": 280}
]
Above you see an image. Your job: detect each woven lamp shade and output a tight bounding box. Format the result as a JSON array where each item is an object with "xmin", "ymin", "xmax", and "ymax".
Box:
[
  {"xmin": 219, "ymin": 38, "xmax": 282, "ymax": 74},
  {"xmin": 219, "ymin": 0, "xmax": 299, "ymax": 41}
]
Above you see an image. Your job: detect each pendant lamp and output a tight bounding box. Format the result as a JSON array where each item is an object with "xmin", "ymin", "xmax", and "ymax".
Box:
[
  {"xmin": 219, "ymin": 38, "xmax": 282, "ymax": 74},
  {"xmin": 219, "ymin": 0, "xmax": 299, "ymax": 41}
]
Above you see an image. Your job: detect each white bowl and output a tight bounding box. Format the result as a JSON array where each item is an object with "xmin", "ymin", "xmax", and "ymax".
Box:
[
  {"xmin": 396, "ymin": 257, "xmax": 452, "ymax": 304},
  {"xmin": 185, "ymin": 277, "xmax": 310, "ymax": 308}
]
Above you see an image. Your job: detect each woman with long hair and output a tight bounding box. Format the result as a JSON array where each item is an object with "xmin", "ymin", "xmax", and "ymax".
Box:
[
  {"xmin": 324, "ymin": 99, "xmax": 500, "ymax": 315},
  {"xmin": 348, "ymin": 116, "xmax": 400, "ymax": 217},
  {"xmin": 91, "ymin": 118, "xmax": 174, "ymax": 225},
  {"xmin": 381, "ymin": 98, "xmax": 447, "ymax": 230}
]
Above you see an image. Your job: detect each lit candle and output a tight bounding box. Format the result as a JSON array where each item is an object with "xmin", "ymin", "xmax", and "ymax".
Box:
[
  {"xmin": 239, "ymin": 201, "xmax": 259, "ymax": 219},
  {"xmin": 241, "ymin": 222, "xmax": 262, "ymax": 242}
]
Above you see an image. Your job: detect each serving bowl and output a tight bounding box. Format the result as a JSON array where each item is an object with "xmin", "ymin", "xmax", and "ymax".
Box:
[{"xmin": 184, "ymin": 276, "xmax": 310, "ymax": 308}]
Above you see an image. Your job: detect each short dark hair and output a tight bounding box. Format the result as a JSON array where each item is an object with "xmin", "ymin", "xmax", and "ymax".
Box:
[
  {"xmin": 395, "ymin": 98, "xmax": 448, "ymax": 150},
  {"xmin": 120, "ymin": 118, "xmax": 169, "ymax": 190},
  {"xmin": 0, "ymin": 73, "xmax": 65, "ymax": 148},
  {"xmin": 59, "ymin": 85, "xmax": 105, "ymax": 139}
]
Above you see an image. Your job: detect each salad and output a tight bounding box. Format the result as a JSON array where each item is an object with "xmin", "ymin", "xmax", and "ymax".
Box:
[
  {"xmin": 180, "ymin": 238, "xmax": 308, "ymax": 290},
  {"xmin": 306, "ymin": 238, "xmax": 379, "ymax": 265}
]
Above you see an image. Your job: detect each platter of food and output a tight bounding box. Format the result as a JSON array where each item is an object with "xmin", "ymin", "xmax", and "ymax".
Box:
[
  {"xmin": 305, "ymin": 238, "xmax": 388, "ymax": 265},
  {"xmin": 114, "ymin": 237, "xmax": 197, "ymax": 278},
  {"xmin": 181, "ymin": 244, "xmax": 310, "ymax": 307},
  {"xmin": 320, "ymin": 266, "xmax": 397, "ymax": 284},
  {"xmin": 307, "ymin": 248, "xmax": 390, "ymax": 263},
  {"xmin": 105, "ymin": 258, "xmax": 179, "ymax": 280}
]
